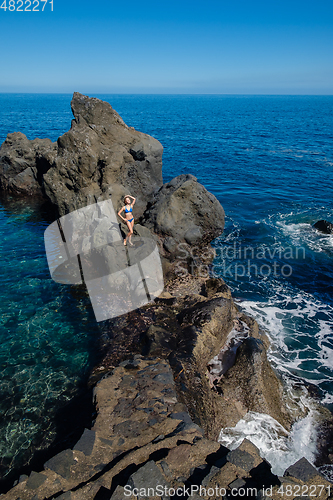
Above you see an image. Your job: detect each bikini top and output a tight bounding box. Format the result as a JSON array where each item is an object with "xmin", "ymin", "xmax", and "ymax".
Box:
[{"xmin": 125, "ymin": 205, "xmax": 132, "ymax": 213}]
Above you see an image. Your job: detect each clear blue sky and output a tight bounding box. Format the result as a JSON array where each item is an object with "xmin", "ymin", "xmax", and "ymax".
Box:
[{"xmin": 0, "ymin": 0, "xmax": 332, "ymax": 94}]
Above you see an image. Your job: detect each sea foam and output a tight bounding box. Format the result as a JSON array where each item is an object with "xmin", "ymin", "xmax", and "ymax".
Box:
[{"xmin": 218, "ymin": 410, "xmax": 318, "ymax": 476}]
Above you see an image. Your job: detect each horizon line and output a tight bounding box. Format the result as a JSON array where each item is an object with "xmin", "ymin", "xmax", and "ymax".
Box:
[{"xmin": 0, "ymin": 92, "xmax": 333, "ymax": 96}]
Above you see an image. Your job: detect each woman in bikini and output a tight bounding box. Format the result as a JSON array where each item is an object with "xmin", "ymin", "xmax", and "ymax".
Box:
[{"xmin": 118, "ymin": 195, "xmax": 136, "ymax": 246}]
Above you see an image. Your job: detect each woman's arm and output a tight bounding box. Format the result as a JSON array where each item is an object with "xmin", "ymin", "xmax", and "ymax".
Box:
[
  {"xmin": 118, "ymin": 206, "xmax": 126, "ymax": 221},
  {"xmin": 126, "ymin": 195, "xmax": 136, "ymax": 206}
]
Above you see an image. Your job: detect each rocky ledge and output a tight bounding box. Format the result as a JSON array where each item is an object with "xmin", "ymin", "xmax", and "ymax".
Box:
[
  {"xmin": 1, "ymin": 94, "xmax": 332, "ymax": 498},
  {"xmin": 1, "ymin": 355, "xmax": 331, "ymax": 500}
]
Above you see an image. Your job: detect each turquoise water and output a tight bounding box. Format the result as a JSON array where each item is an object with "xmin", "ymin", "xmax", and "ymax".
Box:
[
  {"xmin": 1, "ymin": 94, "xmax": 333, "ymax": 480},
  {"xmin": 0, "ymin": 194, "xmax": 99, "ymax": 481}
]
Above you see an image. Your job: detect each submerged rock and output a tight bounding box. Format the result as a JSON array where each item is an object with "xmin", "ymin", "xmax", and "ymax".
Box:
[{"xmin": 313, "ymin": 219, "xmax": 333, "ymax": 234}]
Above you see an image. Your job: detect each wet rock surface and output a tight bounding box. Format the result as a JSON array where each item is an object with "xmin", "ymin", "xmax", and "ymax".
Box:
[{"xmin": 313, "ymin": 220, "xmax": 333, "ymax": 234}]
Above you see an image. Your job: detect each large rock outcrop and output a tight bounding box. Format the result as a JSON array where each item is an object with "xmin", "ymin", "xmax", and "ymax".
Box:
[
  {"xmin": 42, "ymin": 93, "xmax": 164, "ymax": 217},
  {"xmin": 141, "ymin": 174, "xmax": 225, "ymax": 256},
  {"xmin": 0, "ymin": 93, "xmax": 225, "ymax": 263},
  {"xmin": 141, "ymin": 275, "xmax": 294, "ymax": 438},
  {"xmin": 2, "ymin": 94, "xmax": 327, "ymax": 497},
  {"xmin": 0, "ymin": 93, "xmax": 164, "ymax": 217},
  {"xmin": 86, "ymin": 274, "xmax": 297, "ymax": 439}
]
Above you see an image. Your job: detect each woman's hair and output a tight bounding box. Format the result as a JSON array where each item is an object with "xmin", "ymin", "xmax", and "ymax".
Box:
[{"xmin": 124, "ymin": 196, "xmax": 130, "ymax": 204}]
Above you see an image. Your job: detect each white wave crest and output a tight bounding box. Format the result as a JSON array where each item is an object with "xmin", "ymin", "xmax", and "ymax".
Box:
[
  {"xmin": 237, "ymin": 290, "xmax": 333, "ymax": 390},
  {"xmin": 218, "ymin": 411, "xmax": 318, "ymax": 477},
  {"xmin": 276, "ymin": 219, "xmax": 333, "ymax": 254}
]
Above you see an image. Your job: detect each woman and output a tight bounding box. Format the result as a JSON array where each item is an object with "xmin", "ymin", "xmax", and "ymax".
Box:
[{"xmin": 118, "ymin": 194, "xmax": 136, "ymax": 246}]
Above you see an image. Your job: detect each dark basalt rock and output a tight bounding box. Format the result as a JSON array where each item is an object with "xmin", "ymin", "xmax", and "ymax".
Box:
[
  {"xmin": 313, "ymin": 219, "xmax": 333, "ymax": 234},
  {"xmin": 141, "ymin": 173, "xmax": 225, "ymax": 255},
  {"xmin": 284, "ymin": 457, "xmax": 324, "ymax": 482},
  {"xmin": 0, "ymin": 132, "xmax": 56, "ymax": 197},
  {"xmin": 73, "ymin": 429, "xmax": 96, "ymax": 456},
  {"xmin": 44, "ymin": 449, "xmax": 76, "ymax": 480},
  {"xmin": 226, "ymin": 448, "xmax": 255, "ymax": 472},
  {"xmin": 126, "ymin": 460, "xmax": 170, "ymax": 493},
  {"xmin": 43, "ymin": 93, "xmax": 164, "ymax": 217},
  {"xmin": 25, "ymin": 471, "xmax": 47, "ymax": 490}
]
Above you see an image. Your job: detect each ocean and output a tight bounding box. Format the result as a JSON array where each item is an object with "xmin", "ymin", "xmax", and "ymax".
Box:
[{"xmin": 0, "ymin": 93, "xmax": 333, "ymax": 482}]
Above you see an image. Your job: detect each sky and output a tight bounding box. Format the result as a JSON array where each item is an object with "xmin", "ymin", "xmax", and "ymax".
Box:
[{"xmin": 0, "ymin": 0, "xmax": 333, "ymax": 94}]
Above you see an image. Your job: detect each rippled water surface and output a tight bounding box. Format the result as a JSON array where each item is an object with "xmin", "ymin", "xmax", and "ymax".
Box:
[{"xmin": 0, "ymin": 197, "xmax": 99, "ymax": 480}]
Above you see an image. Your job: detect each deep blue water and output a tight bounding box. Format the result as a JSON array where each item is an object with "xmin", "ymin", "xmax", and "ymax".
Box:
[{"xmin": 1, "ymin": 93, "xmax": 333, "ymax": 478}]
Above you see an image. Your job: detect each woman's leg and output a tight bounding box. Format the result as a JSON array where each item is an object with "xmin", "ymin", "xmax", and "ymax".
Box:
[
  {"xmin": 129, "ymin": 220, "xmax": 135, "ymax": 245},
  {"xmin": 128, "ymin": 220, "xmax": 134, "ymax": 245},
  {"xmin": 125, "ymin": 220, "xmax": 134, "ymax": 245}
]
